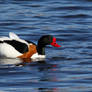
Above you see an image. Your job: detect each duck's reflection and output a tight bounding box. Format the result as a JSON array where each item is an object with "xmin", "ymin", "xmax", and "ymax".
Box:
[
  {"xmin": 15, "ymin": 58, "xmax": 47, "ymax": 66},
  {"xmin": 0, "ymin": 58, "xmax": 46, "ymax": 65},
  {"xmin": 16, "ymin": 59, "xmax": 55, "ymax": 73},
  {"xmin": 38, "ymin": 88, "xmax": 59, "ymax": 92}
]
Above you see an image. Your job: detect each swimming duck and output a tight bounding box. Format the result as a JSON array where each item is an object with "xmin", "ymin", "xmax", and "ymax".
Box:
[{"xmin": 0, "ymin": 32, "xmax": 61, "ymax": 59}]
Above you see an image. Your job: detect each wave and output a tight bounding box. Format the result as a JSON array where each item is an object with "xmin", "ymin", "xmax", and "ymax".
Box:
[{"xmin": 63, "ymin": 14, "xmax": 91, "ymax": 18}]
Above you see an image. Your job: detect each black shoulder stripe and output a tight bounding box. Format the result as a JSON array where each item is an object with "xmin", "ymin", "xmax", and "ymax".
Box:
[
  {"xmin": 4, "ymin": 40, "xmax": 28, "ymax": 53},
  {"xmin": 0, "ymin": 41, "xmax": 3, "ymax": 43}
]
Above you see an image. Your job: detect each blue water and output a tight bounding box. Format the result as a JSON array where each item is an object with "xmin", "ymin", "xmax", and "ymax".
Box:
[{"xmin": 0, "ymin": 0, "xmax": 92, "ymax": 92}]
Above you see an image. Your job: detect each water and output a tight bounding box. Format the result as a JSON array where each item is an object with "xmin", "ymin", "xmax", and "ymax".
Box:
[{"xmin": 0, "ymin": 0, "xmax": 92, "ymax": 92}]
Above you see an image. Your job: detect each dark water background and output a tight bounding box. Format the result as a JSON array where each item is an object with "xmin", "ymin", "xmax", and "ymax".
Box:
[{"xmin": 0, "ymin": 0, "xmax": 92, "ymax": 92}]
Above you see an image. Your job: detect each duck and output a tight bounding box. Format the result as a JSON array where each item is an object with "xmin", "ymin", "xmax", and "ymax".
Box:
[{"xmin": 0, "ymin": 32, "xmax": 61, "ymax": 59}]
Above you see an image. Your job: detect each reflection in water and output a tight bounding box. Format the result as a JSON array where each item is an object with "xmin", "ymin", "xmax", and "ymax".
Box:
[
  {"xmin": 0, "ymin": 58, "xmax": 46, "ymax": 65},
  {"xmin": 37, "ymin": 66, "xmax": 59, "ymax": 92},
  {"xmin": 15, "ymin": 58, "xmax": 47, "ymax": 66},
  {"xmin": 38, "ymin": 88, "xmax": 58, "ymax": 92},
  {"xmin": 28, "ymin": 60, "xmax": 59, "ymax": 92}
]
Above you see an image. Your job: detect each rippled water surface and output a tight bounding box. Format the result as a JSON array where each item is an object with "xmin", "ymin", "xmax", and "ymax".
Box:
[{"xmin": 0, "ymin": 0, "xmax": 92, "ymax": 92}]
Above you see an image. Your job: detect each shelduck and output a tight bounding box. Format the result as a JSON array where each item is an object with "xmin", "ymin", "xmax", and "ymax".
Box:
[{"xmin": 0, "ymin": 32, "xmax": 61, "ymax": 59}]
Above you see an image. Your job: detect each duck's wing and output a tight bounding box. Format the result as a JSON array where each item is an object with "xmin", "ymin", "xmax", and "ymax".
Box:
[
  {"xmin": 9, "ymin": 32, "xmax": 28, "ymax": 45},
  {"xmin": 0, "ymin": 32, "xmax": 29, "ymax": 54},
  {"xmin": 5, "ymin": 32, "xmax": 29, "ymax": 53},
  {"xmin": 9, "ymin": 32, "xmax": 20, "ymax": 40},
  {"xmin": 4, "ymin": 40, "xmax": 29, "ymax": 54}
]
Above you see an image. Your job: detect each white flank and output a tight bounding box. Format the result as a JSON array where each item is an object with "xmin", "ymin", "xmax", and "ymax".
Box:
[{"xmin": 0, "ymin": 43, "xmax": 22, "ymax": 58}]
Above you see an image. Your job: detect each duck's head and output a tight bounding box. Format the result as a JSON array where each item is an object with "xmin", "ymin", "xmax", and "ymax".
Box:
[
  {"xmin": 38, "ymin": 35, "xmax": 61, "ymax": 47},
  {"xmin": 37, "ymin": 35, "xmax": 61, "ymax": 55}
]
